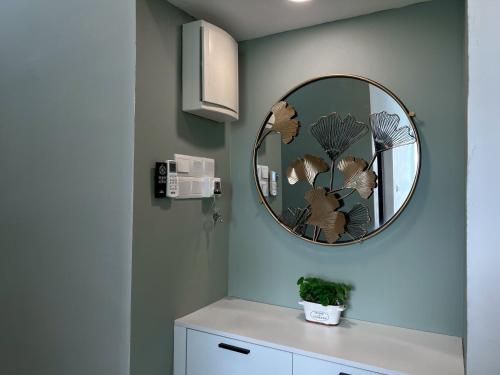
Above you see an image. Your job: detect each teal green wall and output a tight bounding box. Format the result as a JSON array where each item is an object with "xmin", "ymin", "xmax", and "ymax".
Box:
[
  {"xmin": 131, "ymin": 1, "xmax": 230, "ymax": 375},
  {"xmin": 229, "ymin": 0, "xmax": 466, "ymax": 336},
  {"xmin": 0, "ymin": 0, "xmax": 135, "ymax": 373}
]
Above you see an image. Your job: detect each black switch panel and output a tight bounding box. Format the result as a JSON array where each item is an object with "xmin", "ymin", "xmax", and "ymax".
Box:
[{"xmin": 154, "ymin": 162, "xmax": 168, "ymax": 198}]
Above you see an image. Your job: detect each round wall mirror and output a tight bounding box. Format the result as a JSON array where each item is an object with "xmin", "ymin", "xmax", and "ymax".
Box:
[{"xmin": 253, "ymin": 75, "xmax": 420, "ymax": 246}]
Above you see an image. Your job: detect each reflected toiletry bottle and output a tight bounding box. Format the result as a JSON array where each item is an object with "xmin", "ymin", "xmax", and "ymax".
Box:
[{"xmin": 270, "ymin": 171, "xmax": 278, "ymax": 197}]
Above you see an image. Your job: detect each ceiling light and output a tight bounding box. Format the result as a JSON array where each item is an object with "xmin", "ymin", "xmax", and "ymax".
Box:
[{"xmin": 289, "ymin": 0, "xmax": 312, "ymax": 3}]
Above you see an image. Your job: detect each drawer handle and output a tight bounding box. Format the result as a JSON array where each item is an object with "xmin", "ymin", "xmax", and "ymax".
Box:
[{"xmin": 218, "ymin": 343, "xmax": 250, "ymax": 355}]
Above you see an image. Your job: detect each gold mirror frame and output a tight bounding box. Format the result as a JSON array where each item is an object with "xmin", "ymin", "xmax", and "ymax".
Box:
[{"xmin": 252, "ymin": 74, "xmax": 421, "ymax": 246}]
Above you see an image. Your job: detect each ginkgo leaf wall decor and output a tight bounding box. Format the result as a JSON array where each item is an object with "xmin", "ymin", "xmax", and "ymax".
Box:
[{"xmin": 254, "ymin": 75, "xmax": 420, "ymax": 246}]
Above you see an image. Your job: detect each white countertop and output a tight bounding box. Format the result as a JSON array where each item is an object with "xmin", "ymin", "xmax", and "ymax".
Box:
[{"xmin": 175, "ymin": 298, "xmax": 464, "ymax": 375}]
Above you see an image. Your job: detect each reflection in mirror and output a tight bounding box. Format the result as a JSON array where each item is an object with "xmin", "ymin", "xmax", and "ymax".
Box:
[{"xmin": 254, "ymin": 76, "xmax": 419, "ymax": 246}]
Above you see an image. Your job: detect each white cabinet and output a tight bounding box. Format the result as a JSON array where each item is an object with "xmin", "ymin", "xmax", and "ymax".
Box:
[
  {"xmin": 186, "ymin": 330, "xmax": 291, "ymax": 375},
  {"xmin": 294, "ymin": 354, "xmax": 380, "ymax": 375},
  {"xmin": 174, "ymin": 298, "xmax": 464, "ymax": 375},
  {"xmin": 182, "ymin": 20, "xmax": 239, "ymax": 123}
]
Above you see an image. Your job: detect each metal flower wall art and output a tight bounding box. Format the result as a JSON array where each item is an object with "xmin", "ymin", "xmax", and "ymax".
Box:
[
  {"xmin": 287, "ymin": 154, "xmax": 329, "ymax": 186},
  {"xmin": 304, "ymin": 188, "xmax": 346, "ymax": 243},
  {"xmin": 263, "ymin": 104, "xmax": 417, "ymax": 245},
  {"xmin": 337, "ymin": 156, "xmax": 377, "ymax": 199},
  {"xmin": 310, "ymin": 113, "xmax": 368, "ymax": 161},
  {"xmin": 257, "ymin": 101, "xmax": 300, "ymax": 148},
  {"xmin": 369, "ymin": 111, "xmax": 415, "ymax": 152}
]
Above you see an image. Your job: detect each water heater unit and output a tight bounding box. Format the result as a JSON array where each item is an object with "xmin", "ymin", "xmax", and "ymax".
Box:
[{"xmin": 182, "ymin": 20, "xmax": 239, "ymax": 123}]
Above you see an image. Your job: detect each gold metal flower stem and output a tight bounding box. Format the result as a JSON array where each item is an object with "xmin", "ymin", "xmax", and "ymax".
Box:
[
  {"xmin": 256, "ymin": 129, "xmax": 273, "ymax": 149},
  {"xmin": 329, "ymin": 159, "xmax": 335, "ymax": 191},
  {"xmin": 367, "ymin": 152, "xmax": 380, "ymax": 170},
  {"xmin": 291, "ymin": 207, "xmax": 311, "ymax": 231},
  {"xmin": 313, "ymin": 228, "xmax": 322, "ymax": 241},
  {"xmin": 338, "ymin": 189, "xmax": 356, "ymax": 201},
  {"xmin": 327, "ymin": 187, "xmax": 349, "ymax": 195},
  {"xmin": 313, "ymin": 226, "xmax": 320, "ymax": 241},
  {"xmin": 344, "ymin": 232, "xmax": 355, "ymax": 241}
]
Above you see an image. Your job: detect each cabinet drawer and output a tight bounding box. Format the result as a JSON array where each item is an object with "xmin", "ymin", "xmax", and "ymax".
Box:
[
  {"xmin": 186, "ymin": 329, "xmax": 292, "ymax": 375},
  {"xmin": 294, "ymin": 354, "xmax": 384, "ymax": 375}
]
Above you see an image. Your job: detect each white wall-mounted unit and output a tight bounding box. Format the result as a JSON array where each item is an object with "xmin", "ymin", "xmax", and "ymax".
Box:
[
  {"xmin": 182, "ymin": 20, "xmax": 239, "ymax": 123},
  {"xmin": 173, "ymin": 154, "xmax": 220, "ymax": 199},
  {"xmin": 256, "ymin": 165, "xmax": 269, "ymax": 197}
]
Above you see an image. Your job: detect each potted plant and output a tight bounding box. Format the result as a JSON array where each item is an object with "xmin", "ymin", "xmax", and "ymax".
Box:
[{"xmin": 297, "ymin": 276, "xmax": 353, "ymax": 326}]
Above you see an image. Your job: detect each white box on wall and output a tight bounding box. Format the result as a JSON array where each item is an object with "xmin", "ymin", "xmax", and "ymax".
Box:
[
  {"xmin": 182, "ymin": 20, "xmax": 239, "ymax": 123},
  {"xmin": 175, "ymin": 154, "xmax": 214, "ymax": 178},
  {"xmin": 173, "ymin": 154, "xmax": 219, "ymax": 199}
]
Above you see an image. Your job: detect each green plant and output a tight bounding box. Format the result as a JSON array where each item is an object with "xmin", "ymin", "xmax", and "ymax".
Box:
[{"xmin": 297, "ymin": 276, "xmax": 352, "ymax": 306}]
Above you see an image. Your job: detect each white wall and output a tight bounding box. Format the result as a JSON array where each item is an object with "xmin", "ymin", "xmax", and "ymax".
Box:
[
  {"xmin": 467, "ymin": 0, "xmax": 500, "ymax": 373},
  {"xmin": 0, "ymin": 0, "xmax": 135, "ymax": 374}
]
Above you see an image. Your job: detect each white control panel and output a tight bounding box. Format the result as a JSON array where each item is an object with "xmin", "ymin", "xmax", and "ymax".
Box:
[
  {"xmin": 169, "ymin": 154, "xmax": 221, "ymax": 199},
  {"xmin": 257, "ymin": 165, "xmax": 269, "ymax": 197},
  {"xmin": 257, "ymin": 165, "xmax": 279, "ymax": 198},
  {"xmin": 166, "ymin": 160, "xmax": 179, "ymax": 198},
  {"xmin": 270, "ymin": 171, "xmax": 278, "ymax": 197}
]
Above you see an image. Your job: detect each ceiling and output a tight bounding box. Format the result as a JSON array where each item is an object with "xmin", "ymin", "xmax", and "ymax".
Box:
[{"xmin": 168, "ymin": 0, "xmax": 430, "ymax": 41}]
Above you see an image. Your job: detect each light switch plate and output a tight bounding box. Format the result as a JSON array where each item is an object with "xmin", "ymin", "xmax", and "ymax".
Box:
[{"xmin": 174, "ymin": 154, "xmax": 215, "ymax": 178}]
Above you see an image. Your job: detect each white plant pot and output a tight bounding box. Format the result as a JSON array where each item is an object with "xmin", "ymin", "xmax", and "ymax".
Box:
[{"xmin": 299, "ymin": 300, "xmax": 345, "ymax": 326}]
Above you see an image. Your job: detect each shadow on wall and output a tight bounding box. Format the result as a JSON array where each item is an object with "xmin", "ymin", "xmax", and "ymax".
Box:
[
  {"xmin": 148, "ymin": 165, "xmax": 223, "ymax": 251},
  {"xmin": 177, "ymin": 112, "xmax": 225, "ymax": 149}
]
